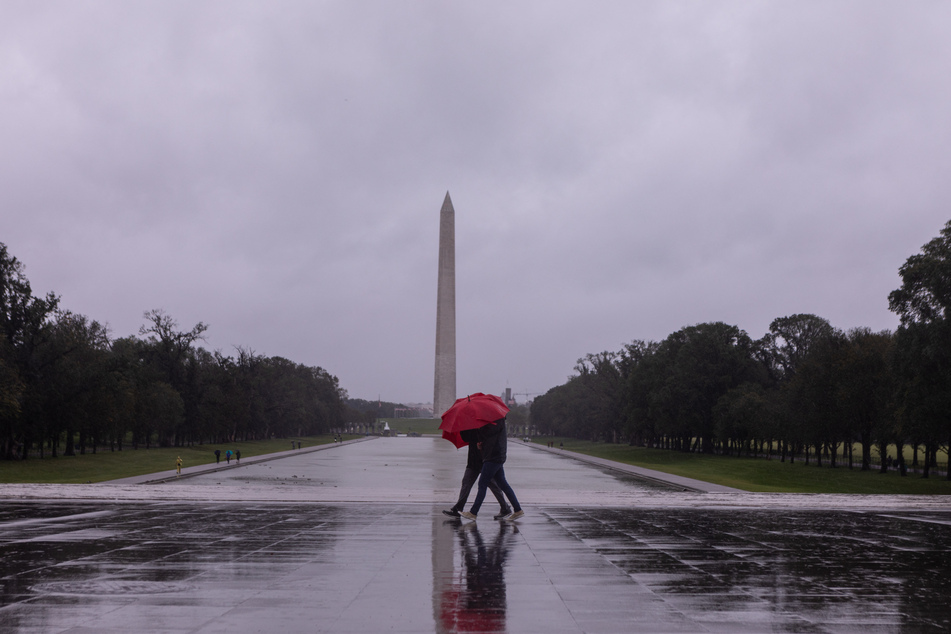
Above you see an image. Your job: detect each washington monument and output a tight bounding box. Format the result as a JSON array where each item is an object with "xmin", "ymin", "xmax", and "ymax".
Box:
[{"xmin": 433, "ymin": 192, "xmax": 456, "ymax": 418}]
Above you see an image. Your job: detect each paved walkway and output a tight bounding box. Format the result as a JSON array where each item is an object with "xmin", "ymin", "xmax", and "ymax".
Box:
[
  {"xmin": 2, "ymin": 437, "xmax": 950, "ymax": 633},
  {"xmin": 103, "ymin": 436, "xmax": 737, "ymax": 492},
  {"xmin": 104, "ymin": 437, "xmax": 732, "ymax": 491}
]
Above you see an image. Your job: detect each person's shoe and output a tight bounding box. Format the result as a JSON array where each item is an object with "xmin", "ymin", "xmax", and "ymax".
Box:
[
  {"xmin": 504, "ymin": 510, "xmax": 524, "ymax": 521},
  {"xmin": 459, "ymin": 511, "xmax": 477, "ymax": 521},
  {"xmin": 493, "ymin": 508, "xmax": 513, "ymax": 520},
  {"xmin": 442, "ymin": 508, "xmax": 460, "ymax": 518}
]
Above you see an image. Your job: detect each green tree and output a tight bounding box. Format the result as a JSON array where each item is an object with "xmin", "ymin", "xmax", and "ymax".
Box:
[
  {"xmin": 888, "ymin": 221, "xmax": 951, "ymax": 324},
  {"xmin": 505, "ymin": 402, "xmax": 530, "ymax": 437},
  {"xmin": 0, "ymin": 243, "xmax": 59, "ymax": 459},
  {"xmin": 40, "ymin": 312, "xmax": 112, "ymax": 456},
  {"xmin": 891, "ymin": 322, "xmax": 950, "ymax": 477},
  {"xmin": 138, "ymin": 309, "xmax": 208, "ymax": 446},
  {"xmin": 763, "ymin": 314, "xmax": 837, "ymax": 461},
  {"xmin": 888, "ymin": 220, "xmax": 951, "ymax": 479},
  {"xmin": 136, "ymin": 381, "xmax": 185, "ymax": 448},
  {"xmin": 0, "ymin": 355, "xmax": 21, "ymax": 424},
  {"xmin": 531, "ymin": 378, "xmax": 586, "ymax": 438},
  {"xmin": 574, "ymin": 351, "xmax": 625, "ymax": 442},
  {"xmin": 714, "ymin": 382, "xmax": 773, "ymax": 457},
  {"xmin": 653, "ymin": 322, "xmax": 764, "ymax": 453},
  {"xmin": 764, "ymin": 314, "xmax": 836, "ymax": 380},
  {"xmin": 783, "ymin": 331, "xmax": 845, "ymax": 467},
  {"xmin": 104, "ymin": 336, "xmax": 142, "ymax": 451},
  {"xmin": 620, "ymin": 340, "xmax": 661, "ymax": 446},
  {"xmin": 836, "ymin": 328, "xmax": 895, "ymax": 471}
]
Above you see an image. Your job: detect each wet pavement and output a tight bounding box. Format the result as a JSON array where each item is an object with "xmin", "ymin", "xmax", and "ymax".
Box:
[{"xmin": 2, "ymin": 437, "xmax": 950, "ymax": 633}]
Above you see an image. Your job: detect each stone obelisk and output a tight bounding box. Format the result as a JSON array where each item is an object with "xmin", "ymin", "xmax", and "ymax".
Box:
[{"xmin": 433, "ymin": 192, "xmax": 456, "ymax": 419}]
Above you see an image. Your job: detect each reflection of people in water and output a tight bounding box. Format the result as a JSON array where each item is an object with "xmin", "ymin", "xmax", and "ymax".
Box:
[{"xmin": 437, "ymin": 522, "xmax": 516, "ymax": 632}]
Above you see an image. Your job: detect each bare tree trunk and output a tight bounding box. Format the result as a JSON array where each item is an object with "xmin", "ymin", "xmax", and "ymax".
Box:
[
  {"xmin": 945, "ymin": 433, "xmax": 951, "ymax": 480},
  {"xmin": 861, "ymin": 430, "xmax": 872, "ymax": 471},
  {"xmin": 64, "ymin": 428, "xmax": 75, "ymax": 456}
]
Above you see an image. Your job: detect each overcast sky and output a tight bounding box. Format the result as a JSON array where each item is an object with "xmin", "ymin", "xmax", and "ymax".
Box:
[{"xmin": 3, "ymin": 1, "xmax": 950, "ymax": 405}]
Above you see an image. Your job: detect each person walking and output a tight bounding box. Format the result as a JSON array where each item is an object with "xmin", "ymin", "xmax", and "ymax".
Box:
[
  {"xmin": 460, "ymin": 418, "xmax": 523, "ymax": 521},
  {"xmin": 443, "ymin": 428, "xmax": 511, "ymax": 520},
  {"xmin": 176, "ymin": 456, "xmax": 182, "ymax": 476}
]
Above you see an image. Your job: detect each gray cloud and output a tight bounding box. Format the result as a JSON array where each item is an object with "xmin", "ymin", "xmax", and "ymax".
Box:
[{"xmin": 3, "ymin": 1, "xmax": 950, "ymax": 402}]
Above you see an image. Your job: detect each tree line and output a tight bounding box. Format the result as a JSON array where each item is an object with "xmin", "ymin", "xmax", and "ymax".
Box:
[
  {"xmin": 1, "ymin": 242, "xmax": 347, "ymax": 459},
  {"xmin": 531, "ymin": 221, "xmax": 951, "ymax": 479}
]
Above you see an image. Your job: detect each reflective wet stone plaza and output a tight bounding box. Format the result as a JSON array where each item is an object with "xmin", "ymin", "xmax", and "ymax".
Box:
[{"xmin": 2, "ymin": 438, "xmax": 950, "ymax": 633}]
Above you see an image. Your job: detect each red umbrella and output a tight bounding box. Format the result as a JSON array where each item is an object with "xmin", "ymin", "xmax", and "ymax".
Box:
[{"xmin": 439, "ymin": 393, "xmax": 510, "ymax": 448}]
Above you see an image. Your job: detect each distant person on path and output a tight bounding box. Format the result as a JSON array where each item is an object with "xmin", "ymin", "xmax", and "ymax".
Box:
[
  {"xmin": 176, "ymin": 456, "xmax": 182, "ymax": 476},
  {"xmin": 443, "ymin": 428, "xmax": 511, "ymax": 520},
  {"xmin": 460, "ymin": 418, "xmax": 523, "ymax": 522},
  {"xmin": 235, "ymin": 450, "xmax": 241, "ymax": 463},
  {"xmin": 226, "ymin": 450, "xmax": 232, "ymax": 464},
  {"xmin": 214, "ymin": 449, "xmax": 221, "ymax": 464}
]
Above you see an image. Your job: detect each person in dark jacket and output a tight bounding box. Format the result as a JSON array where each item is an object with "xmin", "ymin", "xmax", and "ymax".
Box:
[
  {"xmin": 460, "ymin": 418, "xmax": 523, "ymax": 521},
  {"xmin": 443, "ymin": 428, "xmax": 511, "ymax": 519}
]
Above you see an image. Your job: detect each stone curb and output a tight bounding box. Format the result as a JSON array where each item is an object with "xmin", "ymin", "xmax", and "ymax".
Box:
[
  {"xmin": 103, "ymin": 436, "xmax": 375, "ymax": 485},
  {"xmin": 522, "ymin": 441, "xmax": 745, "ymax": 493}
]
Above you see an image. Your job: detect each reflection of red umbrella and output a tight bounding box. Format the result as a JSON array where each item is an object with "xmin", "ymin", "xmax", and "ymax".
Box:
[{"xmin": 439, "ymin": 393, "xmax": 510, "ymax": 448}]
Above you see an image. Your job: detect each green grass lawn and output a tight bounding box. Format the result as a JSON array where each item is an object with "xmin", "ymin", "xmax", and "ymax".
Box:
[
  {"xmin": 0, "ymin": 435, "xmax": 357, "ymax": 484},
  {"xmin": 379, "ymin": 418, "xmax": 443, "ymax": 435},
  {"xmin": 546, "ymin": 438, "xmax": 951, "ymax": 494},
  {"xmin": 9, "ymin": 432, "xmax": 948, "ymax": 493}
]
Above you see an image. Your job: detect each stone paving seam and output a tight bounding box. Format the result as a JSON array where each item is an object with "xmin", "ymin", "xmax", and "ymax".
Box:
[
  {"xmin": 4, "ymin": 440, "xmax": 951, "ymax": 633},
  {"xmin": 536, "ymin": 507, "xmax": 704, "ymax": 633}
]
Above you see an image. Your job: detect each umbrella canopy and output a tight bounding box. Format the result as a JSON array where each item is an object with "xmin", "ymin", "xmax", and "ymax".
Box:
[{"xmin": 439, "ymin": 393, "xmax": 510, "ymax": 448}]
